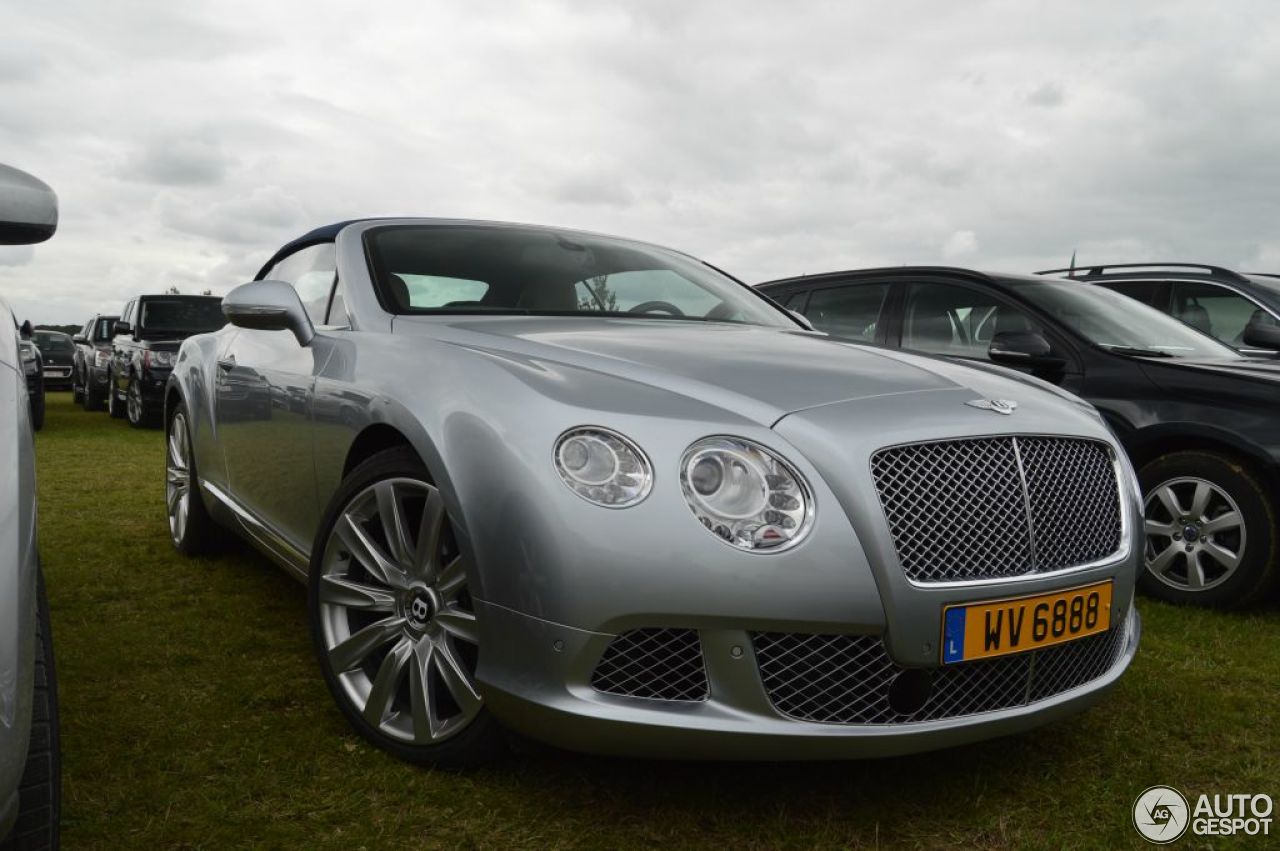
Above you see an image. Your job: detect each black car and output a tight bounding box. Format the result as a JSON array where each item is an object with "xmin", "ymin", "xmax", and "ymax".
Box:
[
  {"xmin": 760, "ymin": 266, "xmax": 1280, "ymax": 608},
  {"xmin": 107, "ymin": 295, "xmax": 226, "ymax": 427},
  {"xmin": 71, "ymin": 313, "xmax": 118, "ymax": 410},
  {"xmin": 31, "ymin": 329, "xmax": 75, "ymax": 390},
  {"xmin": 15, "ymin": 321, "xmax": 44, "ymax": 431},
  {"xmin": 1037, "ymin": 263, "xmax": 1280, "ymax": 357}
]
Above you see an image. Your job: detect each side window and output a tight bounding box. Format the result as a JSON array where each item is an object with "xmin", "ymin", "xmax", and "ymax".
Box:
[
  {"xmin": 1094, "ymin": 280, "xmax": 1165, "ymax": 308},
  {"xmin": 1170, "ymin": 282, "xmax": 1261, "ymax": 346},
  {"xmin": 777, "ymin": 291, "xmax": 807, "ymax": 311},
  {"xmin": 326, "ymin": 278, "xmax": 349, "ymax": 327},
  {"xmin": 902, "ymin": 282, "xmax": 1046, "ymax": 361},
  {"xmin": 802, "ymin": 284, "xmax": 888, "ymax": 341},
  {"xmin": 265, "ymin": 242, "xmax": 337, "ymax": 324},
  {"xmin": 122, "ymin": 300, "xmax": 135, "ymax": 329}
]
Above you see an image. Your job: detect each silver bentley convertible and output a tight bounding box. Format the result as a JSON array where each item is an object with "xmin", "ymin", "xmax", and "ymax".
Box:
[{"xmin": 165, "ymin": 219, "xmax": 1143, "ymax": 764}]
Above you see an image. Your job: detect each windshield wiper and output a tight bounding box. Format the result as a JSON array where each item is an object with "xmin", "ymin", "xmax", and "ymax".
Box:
[{"xmin": 1100, "ymin": 345, "xmax": 1175, "ymax": 358}]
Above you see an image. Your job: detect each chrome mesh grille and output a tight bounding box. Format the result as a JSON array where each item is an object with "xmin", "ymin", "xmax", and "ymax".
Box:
[
  {"xmin": 591, "ymin": 628, "xmax": 709, "ymax": 702},
  {"xmin": 871, "ymin": 436, "xmax": 1122, "ymax": 582},
  {"xmin": 753, "ymin": 618, "xmax": 1129, "ymax": 725},
  {"xmin": 1018, "ymin": 437, "xmax": 1123, "ymax": 571}
]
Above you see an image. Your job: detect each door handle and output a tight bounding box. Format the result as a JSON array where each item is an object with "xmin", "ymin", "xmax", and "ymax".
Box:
[{"xmin": 217, "ymin": 355, "xmax": 236, "ymax": 371}]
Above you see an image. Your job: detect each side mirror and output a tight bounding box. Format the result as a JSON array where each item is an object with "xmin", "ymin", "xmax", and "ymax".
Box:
[
  {"xmin": 73, "ymin": 334, "xmax": 88, "ymax": 344},
  {"xmin": 0, "ymin": 164, "xmax": 57, "ymax": 245},
  {"xmin": 113, "ymin": 320, "xmax": 132, "ymax": 337},
  {"xmin": 19, "ymin": 319, "xmax": 32, "ymax": 339},
  {"xmin": 1242, "ymin": 319, "xmax": 1280, "ymax": 351},
  {"xmin": 223, "ymin": 280, "xmax": 314, "ymax": 346},
  {"xmin": 989, "ymin": 330, "xmax": 1066, "ymax": 370},
  {"xmin": 788, "ymin": 309, "xmax": 816, "ymax": 331}
]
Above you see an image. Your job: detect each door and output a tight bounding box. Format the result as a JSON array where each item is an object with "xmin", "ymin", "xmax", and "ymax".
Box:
[{"xmin": 216, "ymin": 242, "xmax": 338, "ymax": 552}]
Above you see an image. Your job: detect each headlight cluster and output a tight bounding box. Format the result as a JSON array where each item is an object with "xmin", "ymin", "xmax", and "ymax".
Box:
[
  {"xmin": 94, "ymin": 349, "xmax": 112, "ymax": 367},
  {"xmin": 553, "ymin": 428, "xmax": 653, "ymax": 508},
  {"xmin": 680, "ymin": 437, "xmax": 813, "ymax": 551},
  {"xmin": 18, "ymin": 342, "xmax": 38, "ymax": 375},
  {"xmin": 553, "ymin": 428, "xmax": 814, "ymax": 552},
  {"xmin": 148, "ymin": 350, "xmax": 176, "ymax": 368}
]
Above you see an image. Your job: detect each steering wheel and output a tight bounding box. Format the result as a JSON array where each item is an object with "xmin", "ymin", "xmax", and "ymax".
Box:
[{"xmin": 627, "ymin": 300, "xmax": 685, "ymax": 317}]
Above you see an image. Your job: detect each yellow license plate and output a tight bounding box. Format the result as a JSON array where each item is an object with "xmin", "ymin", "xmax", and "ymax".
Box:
[{"xmin": 941, "ymin": 580, "xmax": 1112, "ymax": 664}]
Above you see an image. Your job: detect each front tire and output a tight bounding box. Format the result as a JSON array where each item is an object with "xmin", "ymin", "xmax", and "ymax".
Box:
[
  {"xmin": 166, "ymin": 402, "xmax": 220, "ymax": 555},
  {"xmin": 0, "ymin": 569, "xmax": 61, "ymax": 851},
  {"xmin": 1139, "ymin": 450, "xmax": 1278, "ymax": 607},
  {"xmin": 71, "ymin": 369, "xmax": 84, "ymax": 405},
  {"xmin": 126, "ymin": 376, "xmax": 154, "ymax": 428},
  {"xmin": 29, "ymin": 388, "xmax": 44, "ymax": 432},
  {"xmin": 106, "ymin": 373, "xmax": 125, "ymax": 419},
  {"xmin": 309, "ymin": 446, "xmax": 504, "ymax": 766},
  {"xmin": 82, "ymin": 376, "xmax": 103, "ymax": 412}
]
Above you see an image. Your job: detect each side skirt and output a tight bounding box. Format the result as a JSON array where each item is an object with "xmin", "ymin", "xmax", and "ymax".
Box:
[{"xmin": 200, "ymin": 480, "xmax": 310, "ymax": 583}]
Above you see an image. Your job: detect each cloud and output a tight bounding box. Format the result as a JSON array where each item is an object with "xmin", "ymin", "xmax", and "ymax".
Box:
[
  {"xmin": 156, "ymin": 185, "xmax": 307, "ymax": 245},
  {"xmin": 123, "ymin": 133, "xmax": 233, "ymax": 186},
  {"xmin": 0, "ymin": 245, "xmax": 35, "ymax": 268},
  {"xmin": 1026, "ymin": 82, "xmax": 1065, "ymax": 108},
  {"xmin": 943, "ymin": 230, "xmax": 979, "ymax": 260}
]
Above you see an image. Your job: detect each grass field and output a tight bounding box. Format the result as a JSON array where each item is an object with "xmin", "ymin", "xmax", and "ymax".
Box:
[{"xmin": 32, "ymin": 392, "xmax": 1279, "ymax": 850}]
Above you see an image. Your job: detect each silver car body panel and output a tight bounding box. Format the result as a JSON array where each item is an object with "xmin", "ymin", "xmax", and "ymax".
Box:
[
  {"xmin": 167, "ymin": 218, "xmax": 1143, "ymax": 758},
  {"xmin": 0, "ymin": 301, "xmax": 37, "ymax": 832}
]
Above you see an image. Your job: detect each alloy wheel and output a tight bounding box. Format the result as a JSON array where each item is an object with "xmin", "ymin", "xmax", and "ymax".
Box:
[
  {"xmin": 166, "ymin": 413, "xmax": 191, "ymax": 543},
  {"xmin": 1144, "ymin": 476, "xmax": 1246, "ymax": 592},
  {"xmin": 317, "ymin": 478, "xmax": 481, "ymax": 745},
  {"xmin": 127, "ymin": 378, "xmax": 142, "ymax": 423}
]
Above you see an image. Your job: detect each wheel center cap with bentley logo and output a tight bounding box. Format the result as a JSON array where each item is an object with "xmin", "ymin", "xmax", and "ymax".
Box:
[
  {"xmin": 966, "ymin": 398, "xmax": 1018, "ymax": 415},
  {"xmin": 406, "ymin": 589, "xmax": 436, "ymax": 629}
]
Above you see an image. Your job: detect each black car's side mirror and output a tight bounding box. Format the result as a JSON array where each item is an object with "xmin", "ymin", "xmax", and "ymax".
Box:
[
  {"xmin": 1242, "ymin": 319, "xmax": 1280, "ymax": 351},
  {"xmin": 19, "ymin": 319, "xmax": 32, "ymax": 339},
  {"xmin": 114, "ymin": 320, "xmax": 132, "ymax": 337},
  {"xmin": 989, "ymin": 330, "xmax": 1066, "ymax": 370}
]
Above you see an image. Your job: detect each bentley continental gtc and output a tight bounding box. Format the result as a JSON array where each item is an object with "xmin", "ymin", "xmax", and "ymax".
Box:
[{"xmin": 164, "ymin": 219, "xmax": 1142, "ymax": 764}]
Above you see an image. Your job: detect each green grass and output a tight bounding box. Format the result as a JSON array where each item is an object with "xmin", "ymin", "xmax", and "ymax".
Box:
[{"xmin": 33, "ymin": 392, "xmax": 1280, "ymax": 850}]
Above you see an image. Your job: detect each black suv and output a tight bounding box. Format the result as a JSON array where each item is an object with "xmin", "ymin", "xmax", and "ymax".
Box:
[
  {"xmin": 31, "ymin": 329, "xmax": 75, "ymax": 391},
  {"xmin": 760, "ymin": 266, "xmax": 1280, "ymax": 608},
  {"xmin": 71, "ymin": 314, "xmax": 118, "ymax": 410},
  {"xmin": 1038, "ymin": 263, "xmax": 1280, "ymax": 357},
  {"xmin": 108, "ymin": 295, "xmax": 225, "ymax": 427}
]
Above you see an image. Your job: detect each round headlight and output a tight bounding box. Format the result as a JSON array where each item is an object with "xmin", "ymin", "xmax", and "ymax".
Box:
[
  {"xmin": 680, "ymin": 437, "xmax": 814, "ymax": 552},
  {"xmin": 554, "ymin": 427, "xmax": 653, "ymax": 508}
]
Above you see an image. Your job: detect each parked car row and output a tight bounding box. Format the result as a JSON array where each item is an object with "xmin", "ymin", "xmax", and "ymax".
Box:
[{"xmin": 66, "ymin": 296, "xmax": 225, "ymax": 427}]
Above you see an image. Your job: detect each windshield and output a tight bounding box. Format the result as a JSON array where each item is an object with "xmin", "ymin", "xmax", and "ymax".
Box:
[
  {"xmin": 139, "ymin": 298, "xmax": 226, "ymax": 334},
  {"xmin": 1011, "ymin": 280, "xmax": 1241, "ymax": 359},
  {"xmin": 33, "ymin": 331, "xmax": 74, "ymax": 352},
  {"xmin": 365, "ymin": 225, "xmax": 794, "ymax": 327}
]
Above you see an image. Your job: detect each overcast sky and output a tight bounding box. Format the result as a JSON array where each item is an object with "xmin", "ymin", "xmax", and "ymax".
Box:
[{"xmin": 3, "ymin": 0, "xmax": 1279, "ymax": 324}]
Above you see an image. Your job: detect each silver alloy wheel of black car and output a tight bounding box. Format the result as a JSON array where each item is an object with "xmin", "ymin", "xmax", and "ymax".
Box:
[
  {"xmin": 127, "ymin": 377, "xmax": 142, "ymax": 425},
  {"xmin": 316, "ymin": 477, "xmax": 481, "ymax": 745},
  {"xmin": 166, "ymin": 412, "xmax": 191, "ymax": 545},
  {"xmin": 1144, "ymin": 476, "xmax": 1246, "ymax": 592}
]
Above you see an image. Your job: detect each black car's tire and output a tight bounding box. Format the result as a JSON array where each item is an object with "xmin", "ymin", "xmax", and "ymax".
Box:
[
  {"xmin": 1138, "ymin": 450, "xmax": 1279, "ymax": 608},
  {"xmin": 0, "ymin": 568, "xmax": 62, "ymax": 851},
  {"xmin": 309, "ymin": 446, "xmax": 506, "ymax": 767},
  {"xmin": 126, "ymin": 375, "xmax": 156, "ymax": 428},
  {"xmin": 29, "ymin": 390, "xmax": 44, "ymax": 432},
  {"xmin": 82, "ymin": 377, "xmax": 103, "ymax": 412},
  {"xmin": 166, "ymin": 401, "xmax": 221, "ymax": 556},
  {"xmin": 70, "ymin": 371, "xmax": 83, "ymax": 405},
  {"xmin": 106, "ymin": 373, "xmax": 125, "ymax": 419}
]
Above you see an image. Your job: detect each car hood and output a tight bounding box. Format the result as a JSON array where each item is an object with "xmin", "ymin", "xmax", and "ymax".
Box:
[
  {"xmin": 397, "ymin": 316, "xmax": 1092, "ymax": 426},
  {"xmin": 38, "ymin": 350, "xmax": 73, "ymax": 366}
]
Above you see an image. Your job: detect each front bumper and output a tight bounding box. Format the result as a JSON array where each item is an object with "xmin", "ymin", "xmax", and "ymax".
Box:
[
  {"xmin": 41, "ymin": 365, "xmax": 72, "ymax": 388},
  {"xmin": 476, "ymin": 599, "xmax": 1140, "ymax": 760}
]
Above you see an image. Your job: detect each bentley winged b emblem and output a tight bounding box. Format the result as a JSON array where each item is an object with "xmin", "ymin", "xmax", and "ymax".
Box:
[{"xmin": 966, "ymin": 398, "xmax": 1018, "ymax": 415}]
